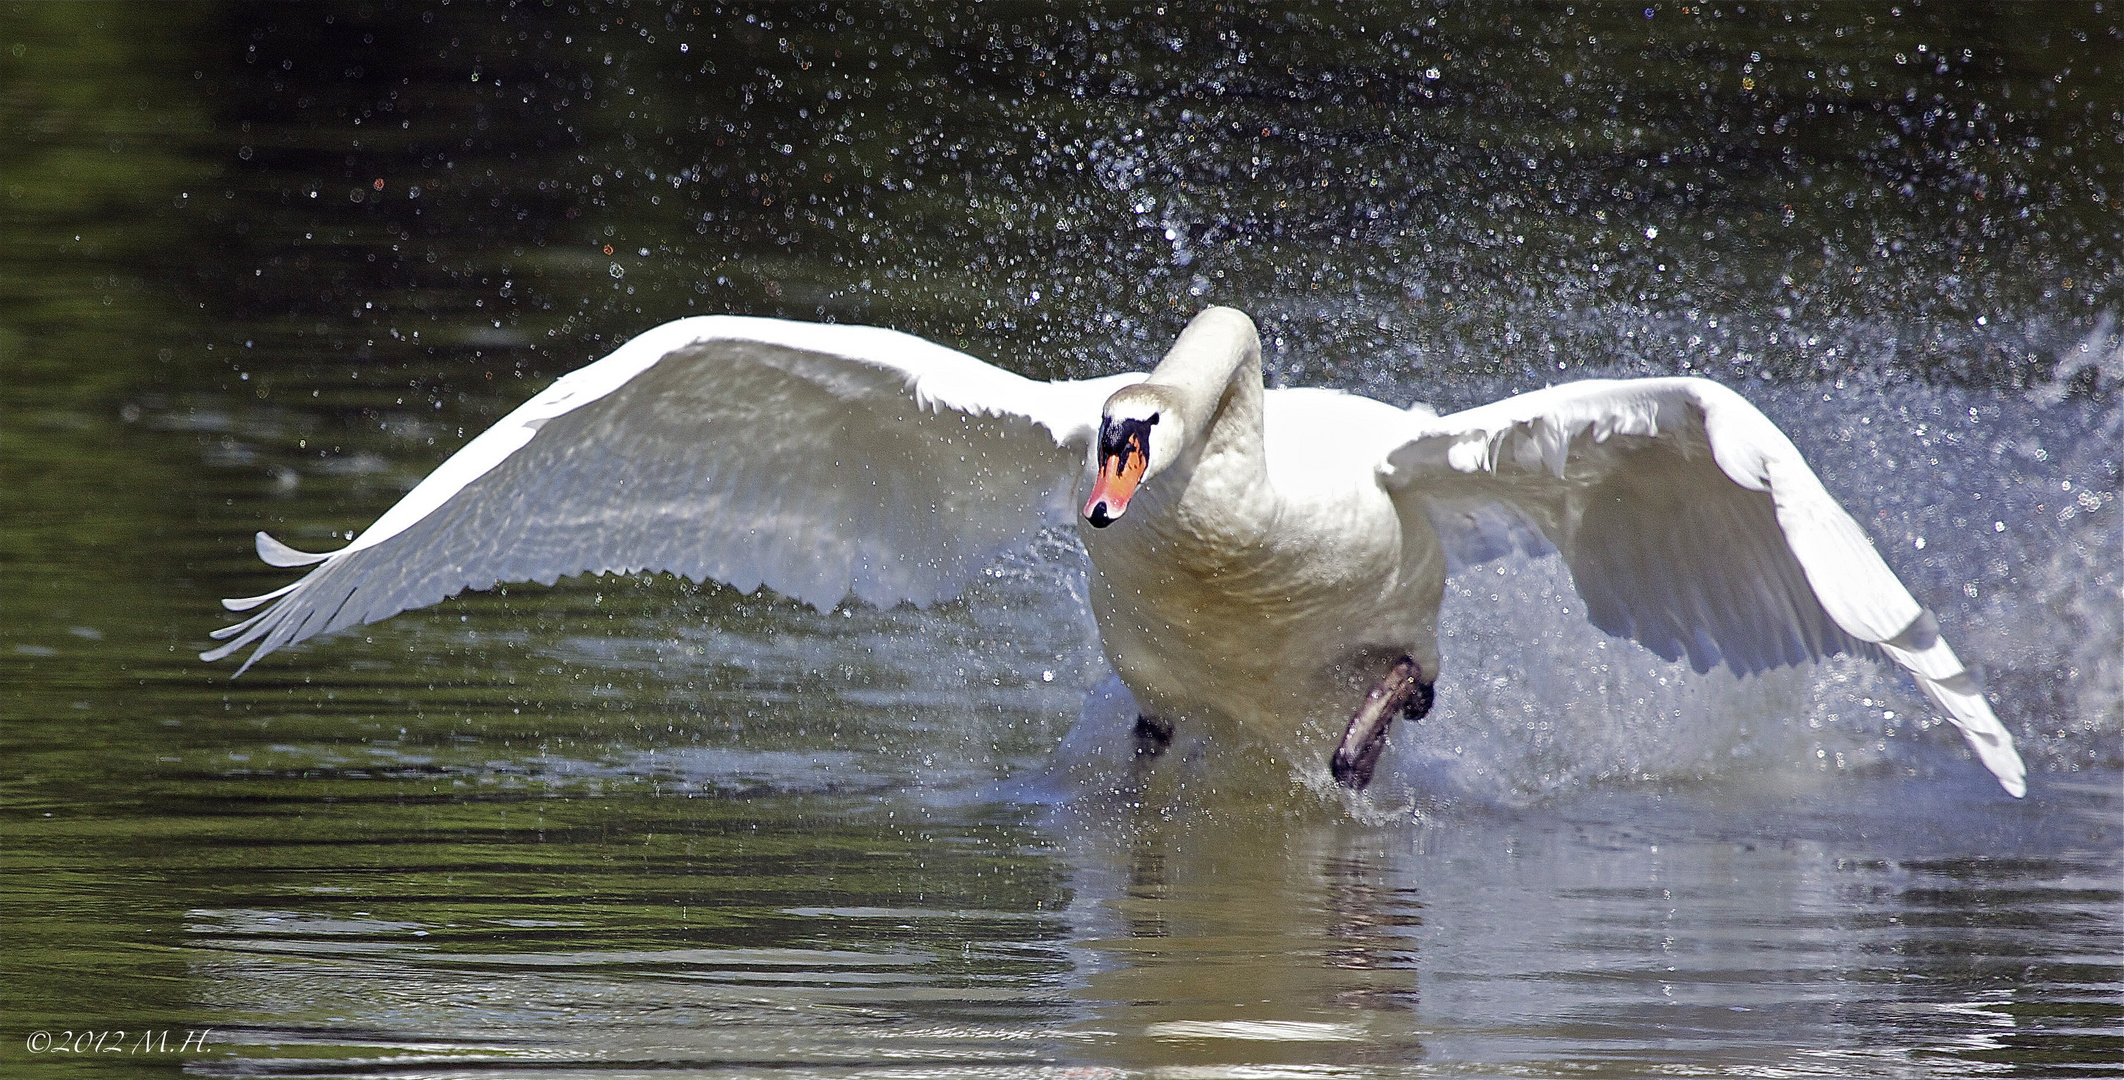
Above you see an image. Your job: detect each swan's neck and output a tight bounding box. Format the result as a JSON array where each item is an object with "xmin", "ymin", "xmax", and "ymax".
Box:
[
  {"xmin": 1145, "ymin": 307, "xmax": 1270, "ymax": 525},
  {"xmin": 1150, "ymin": 307, "xmax": 1264, "ymax": 458}
]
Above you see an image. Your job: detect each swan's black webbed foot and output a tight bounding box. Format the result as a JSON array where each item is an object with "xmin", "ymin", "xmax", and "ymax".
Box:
[
  {"xmin": 1132, "ymin": 714, "xmax": 1175, "ymax": 758},
  {"xmin": 1330, "ymin": 655, "xmax": 1434, "ymax": 790}
]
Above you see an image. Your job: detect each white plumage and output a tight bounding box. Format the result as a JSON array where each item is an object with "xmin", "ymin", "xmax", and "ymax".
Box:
[{"xmin": 205, "ymin": 307, "xmax": 2026, "ymax": 797}]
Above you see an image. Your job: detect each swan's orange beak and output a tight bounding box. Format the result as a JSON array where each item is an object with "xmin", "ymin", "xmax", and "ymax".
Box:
[
  {"xmin": 1084, "ymin": 414, "xmax": 1157, "ymax": 528},
  {"xmin": 1082, "ymin": 446, "xmax": 1147, "ymax": 528}
]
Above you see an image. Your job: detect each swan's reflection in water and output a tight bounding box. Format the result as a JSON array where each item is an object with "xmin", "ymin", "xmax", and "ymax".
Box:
[
  {"xmin": 200, "ymin": 677, "xmax": 2124, "ymax": 1080},
  {"xmin": 1061, "ymin": 811, "xmax": 1425, "ymax": 1072},
  {"xmin": 172, "ymin": 769, "xmax": 2113, "ymax": 1077}
]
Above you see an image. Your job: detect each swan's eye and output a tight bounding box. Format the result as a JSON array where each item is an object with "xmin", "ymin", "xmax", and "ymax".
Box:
[{"xmin": 1099, "ymin": 415, "xmax": 1157, "ymax": 464}]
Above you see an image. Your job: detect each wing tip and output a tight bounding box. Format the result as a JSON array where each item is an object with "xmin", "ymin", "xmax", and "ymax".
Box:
[
  {"xmin": 1957, "ymin": 721, "xmax": 2029, "ymax": 798},
  {"xmin": 256, "ymin": 530, "xmax": 332, "ymax": 567},
  {"xmin": 1911, "ymin": 673, "xmax": 2028, "ymax": 798},
  {"xmin": 198, "ymin": 638, "xmax": 244, "ymax": 664},
  {"xmin": 196, "ymin": 647, "xmax": 261, "ymax": 678}
]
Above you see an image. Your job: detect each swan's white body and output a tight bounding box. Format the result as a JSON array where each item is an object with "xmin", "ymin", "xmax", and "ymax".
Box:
[
  {"xmin": 1081, "ymin": 384, "xmax": 1442, "ymax": 738},
  {"xmin": 205, "ymin": 308, "xmax": 2026, "ymax": 797}
]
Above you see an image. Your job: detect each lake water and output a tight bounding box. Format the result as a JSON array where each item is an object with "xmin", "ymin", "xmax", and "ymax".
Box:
[{"xmin": 3, "ymin": 4, "xmax": 2119, "ymax": 1077}]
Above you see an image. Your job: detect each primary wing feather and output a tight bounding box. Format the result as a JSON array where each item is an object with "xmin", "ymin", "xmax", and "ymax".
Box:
[
  {"xmin": 1382, "ymin": 376, "xmax": 2025, "ymax": 796},
  {"xmin": 205, "ymin": 315, "xmax": 1136, "ymax": 674}
]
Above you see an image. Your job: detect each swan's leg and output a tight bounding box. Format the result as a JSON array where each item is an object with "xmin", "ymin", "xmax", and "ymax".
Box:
[
  {"xmin": 1330, "ymin": 656, "xmax": 1433, "ymax": 790},
  {"xmin": 1132, "ymin": 715, "xmax": 1175, "ymax": 758}
]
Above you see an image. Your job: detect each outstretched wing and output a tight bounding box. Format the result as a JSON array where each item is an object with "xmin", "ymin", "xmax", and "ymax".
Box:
[
  {"xmin": 205, "ymin": 315, "xmax": 1139, "ymax": 674},
  {"xmin": 1381, "ymin": 376, "xmax": 2025, "ymax": 796}
]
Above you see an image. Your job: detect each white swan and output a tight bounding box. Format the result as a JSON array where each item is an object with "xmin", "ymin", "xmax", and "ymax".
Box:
[{"xmin": 203, "ymin": 307, "xmax": 2027, "ymax": 797}]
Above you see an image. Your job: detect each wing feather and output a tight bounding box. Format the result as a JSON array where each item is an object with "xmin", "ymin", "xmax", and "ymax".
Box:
[
  {"xmin": 1383, "ymin": 376, "xmax": 2025, "ymax": 796},
  {"xmin": 254, "ymin": 531, "xmax": 331, "ymax": 568},
  {"xmin": 205, "ymin": 315, "xmax": 1138, "ymax": 674}
]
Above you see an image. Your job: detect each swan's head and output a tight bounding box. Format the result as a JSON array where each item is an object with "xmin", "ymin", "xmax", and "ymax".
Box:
[{"xmin": 1082, "ymin": 384, "xmax": 1186, "ymax": 528}]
